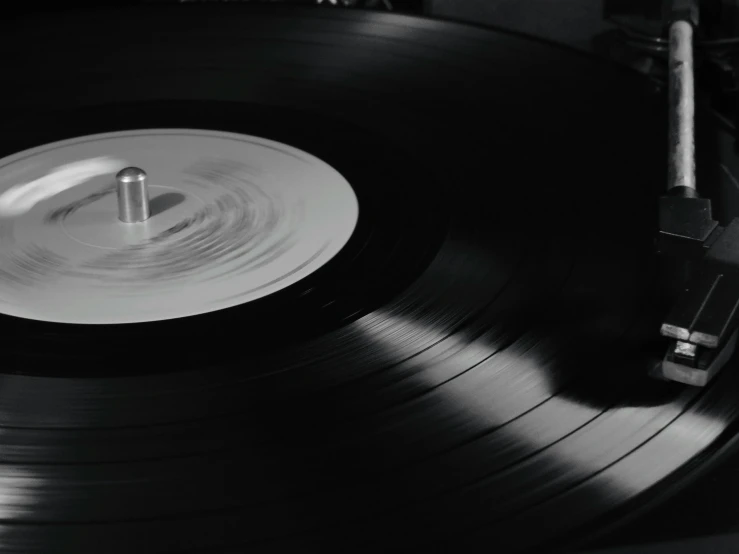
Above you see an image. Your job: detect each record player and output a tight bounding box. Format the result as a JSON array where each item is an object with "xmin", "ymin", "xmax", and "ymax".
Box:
[{"xmin": 2, "ymin": 1, "xmax": 739, "ymax": 553}]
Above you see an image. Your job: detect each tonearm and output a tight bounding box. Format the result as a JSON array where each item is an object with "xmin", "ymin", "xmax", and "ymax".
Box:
[{"xmin": 656, "ymin": 0, "xmax": 739, "ymax": 385}]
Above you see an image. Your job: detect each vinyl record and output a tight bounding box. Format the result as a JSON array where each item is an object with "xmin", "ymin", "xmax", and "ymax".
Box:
[{"xmin": 0, "ymin": 5, "xmax": 738, "ymax": 554}]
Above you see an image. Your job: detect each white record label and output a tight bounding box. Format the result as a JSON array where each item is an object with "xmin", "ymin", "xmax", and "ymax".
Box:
[{"xmin": 0, "ymin": 130, "xmax": 359, "ymax": 324}]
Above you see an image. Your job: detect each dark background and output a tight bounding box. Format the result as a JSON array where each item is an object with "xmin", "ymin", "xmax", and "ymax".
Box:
[{"xmin": 429, "ymin": 0, "xmax": 610, "ymax": 53}]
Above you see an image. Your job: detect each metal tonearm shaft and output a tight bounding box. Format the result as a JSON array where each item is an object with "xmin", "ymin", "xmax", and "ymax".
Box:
[{"xmin": 667, "ymin": 19, "xmax": 696, "ymax": 193}]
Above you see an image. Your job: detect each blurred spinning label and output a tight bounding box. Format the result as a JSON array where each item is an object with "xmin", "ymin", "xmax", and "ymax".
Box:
[{"xmin": 0, "ymin": 130, "xmax": 359, "ymax": 324}]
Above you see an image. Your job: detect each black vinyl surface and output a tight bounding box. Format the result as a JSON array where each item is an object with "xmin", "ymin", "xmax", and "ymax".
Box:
[{"xmin": 0, "ymin": 5, "xmax": 738, "ymax": 553}]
